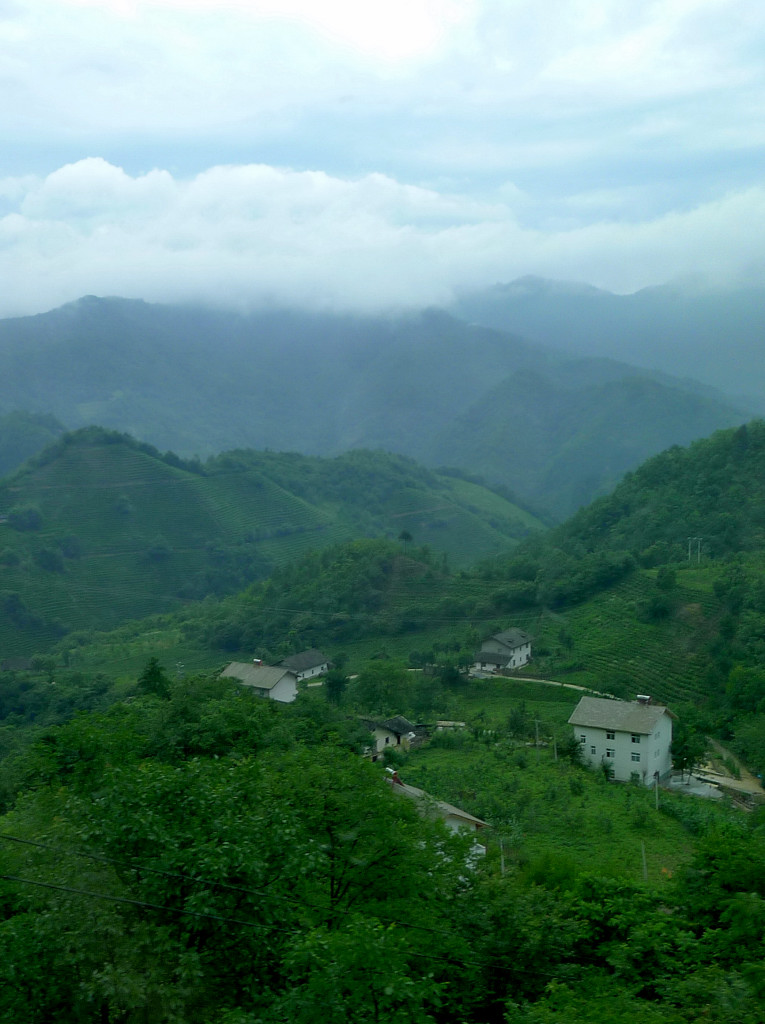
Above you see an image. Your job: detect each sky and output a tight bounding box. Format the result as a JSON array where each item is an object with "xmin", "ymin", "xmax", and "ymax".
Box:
[{"xmin": 0, "ymin": 0, "xmax": 764, "ymax": 315}]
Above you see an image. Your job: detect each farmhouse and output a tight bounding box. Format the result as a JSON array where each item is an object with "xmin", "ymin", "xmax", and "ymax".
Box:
[
  {"xmin": 221, "ymin": 661, "xmax": 298, "ymax": 703},
  {"xmin": 363, "ymin": 715, "xmax": 417, "ymax": 757},
  {"xmin": 474, "ymin": 627, "xmax": 532, "ymax": 672},
  {"xmin": 568, "ymin": 694, "xmax": 674, "ymax": 784},
  {"xmin": 279, "ymin": 648, "xmax": 330, "ymax": 681},
  {"xmin": 386, "ymin": 771, "xmax": 487, "ymax": 854}
]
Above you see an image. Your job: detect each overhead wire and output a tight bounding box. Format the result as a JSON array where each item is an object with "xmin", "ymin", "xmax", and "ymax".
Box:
[{"xmin": 0, "ymin": 830, "xmax": 465, "ymax": 945}]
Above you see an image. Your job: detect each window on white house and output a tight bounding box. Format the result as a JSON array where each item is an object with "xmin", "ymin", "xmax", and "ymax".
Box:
[
  {"xmin": 580, "ymin": 735, "xmax": 586, "ymax": 744},
  {"xmin": 631, "ymin": 734, "xmax": 641, "ymax": 744},
  {"xmin": 606, "ymin": 748, "xmax": 615, "ymax": 758},
  {"xmin": 606, "ymin": 731, "xmax": 615, "ymax": 740},
  {"xmin": 631, "ymin": 752, "xmax": 641, "ymax": 762},
  {"xmin": 590, "ymin": 746, "xmax": 597, "ymax": 755}
]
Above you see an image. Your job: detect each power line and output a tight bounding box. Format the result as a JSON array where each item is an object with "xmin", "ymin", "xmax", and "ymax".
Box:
[
  {"xmin": 0, "ymin": 873, "xmax": 259, "ymax": 929},
  {"xmin": 0, "ymin": 871, "xmax": 513, "ymax": 975},
  {"xmin": 0, "ymin": 830, "xmax": 460, "ymax": 945}
]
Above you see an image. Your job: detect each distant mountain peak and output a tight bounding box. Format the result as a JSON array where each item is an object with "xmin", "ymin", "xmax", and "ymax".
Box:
[{"xmin": 489, "ymin": 276, "xmax": 613, "ymax": 298}]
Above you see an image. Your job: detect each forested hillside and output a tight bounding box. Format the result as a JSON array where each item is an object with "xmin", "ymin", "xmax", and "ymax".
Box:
[
  {"xmin": 0, "ymin": 296, "xmax": 746, "ymax": 517},
  {"xmin": 1, "ymin": 665, "xmax": 764, "ymax": 1023},
  {"xmin": 42, "ymin": 421, "xmax": 765, "ymax": 775},
  {"xmin": 0, "ymin": 427, "xmax": 539, "ymax": 653},
  {"xmin": 3, "ymin": 421, "xmax": 765, "ymax": 1022},
  {"xmin": 558, "ymin": 420, "xmax": 765, "ymax": 560}
]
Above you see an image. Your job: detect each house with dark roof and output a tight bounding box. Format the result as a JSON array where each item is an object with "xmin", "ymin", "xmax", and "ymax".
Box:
[
  {"xmin": 474, "ymin": 627, "xmax": 532, "ymax": 672},
  {"xmin": 568, "ymin": 694, "xmax": 675, "ymax": 784},
  {"xmin": 363, "ymin": 715, "xmax": 418, "ymax": 757},
  {"xmin": 221, "ymin": 661, "xmax": 298, "ymax": 703},
  {"xmin": 278, "ymin": 649, "xmax": 330, "ymax": 682}
]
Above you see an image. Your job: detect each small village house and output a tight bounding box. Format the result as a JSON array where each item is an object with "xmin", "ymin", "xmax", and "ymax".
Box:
[
  {"xmin": 568, "ymin": 694, "xmax": 674, "ymax": 784},
  {"xmin": 278, "ymin": 649, "xmax": 330, "ymax": 681},
  {"xmin": 221, "ymin": 661, "xmax": 298, "ymax": 703},
  {"xmin": 386, "ymin": 770, "xmax": 487, "ymax": 855},
  {"xmin": 363, "ymin": 715, "xmax": 417, "ymax": 757},
  {"xmin": 474, "ymin": 627, "xmax": 532, "ymax": 672}
]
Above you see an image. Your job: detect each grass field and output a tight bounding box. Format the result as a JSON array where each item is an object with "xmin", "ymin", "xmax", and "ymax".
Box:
[{"xmin": 397, "ymin": 726, "xmax": 732, "ymax": 887}]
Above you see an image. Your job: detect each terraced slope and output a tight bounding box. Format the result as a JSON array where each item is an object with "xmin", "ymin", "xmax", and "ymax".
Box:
[
  {"xmin": 528, "ymin": 571, "xmax": 720, "ymax": 705},
  {"xmin": 0, "ymin": 429, "xmax": 542, "ymax": 654}
]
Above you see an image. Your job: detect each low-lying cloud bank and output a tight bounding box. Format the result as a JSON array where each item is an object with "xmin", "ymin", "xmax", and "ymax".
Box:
[{"xmin": 1, "ymin": 158, "xmax": 763, "ymax": 317}]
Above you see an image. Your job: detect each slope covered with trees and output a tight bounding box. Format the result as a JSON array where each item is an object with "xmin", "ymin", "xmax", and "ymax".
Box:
[
  {"xmin": 0, "ymin": 427, "xmax": 539, "ymax": 653},
  {"xmin": 0, "ymin": 296, "xmax": 746, "ymax": 518},
  {"xmin": 1, "ymin": 668, "xmax": 764, "ymax": 1023},
  {"xmin": 3, "ymin": 420, "xmax": 765, "ymax": 1020}
]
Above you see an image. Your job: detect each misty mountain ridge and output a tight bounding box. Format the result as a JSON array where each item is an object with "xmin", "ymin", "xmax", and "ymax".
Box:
[
  {"xmin": 0, "ymin": 294, "xmax": 749, "ymax": 519},
  {"xmin": 451, "ymin": 275, "xmax": 765, "ymax": 410}
]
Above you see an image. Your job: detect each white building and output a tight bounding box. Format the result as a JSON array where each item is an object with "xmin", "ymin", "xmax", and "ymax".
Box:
[
  {"xmin": 279, "ymin": 649, "xmax": 330, "ymax": 681},
  {"xmin": 363, "ymin": 716, "xmax": 417, "ymax": 757},
  {"xmin": 474, "ymin": 627, "xmax": 532, "ymax": 672},
  {"xmin": 568, "ymin": 694, "xmax": 674, "ymax": 785},
  {"xmin": 221, "ymin": 662, "xmax": 298, "ymax": 703}
]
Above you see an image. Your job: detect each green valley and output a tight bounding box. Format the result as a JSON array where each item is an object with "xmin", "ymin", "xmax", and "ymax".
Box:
[{"xmin": 3, "ymin": 420, "xmax": 765, "ymax": 1023}]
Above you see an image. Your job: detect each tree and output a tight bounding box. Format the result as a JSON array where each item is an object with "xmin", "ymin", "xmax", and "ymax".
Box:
[
  {"xmin": 671, "ymin": 720, "xmax": 707, "ymax": 783},
  {"xmin": 137, "ymin": 656, "xmax": 171, "ymax": 698},
  {"xmin": 324, "ymin": 668, "xmax": 348, "ymax": 705},
  {"xmin": 397, "ymin": 529, "xmax": 413, "ymax": 554},
  {"xmin": 348, "ymin": 661, "xmax": 411, "ymax": 716}
]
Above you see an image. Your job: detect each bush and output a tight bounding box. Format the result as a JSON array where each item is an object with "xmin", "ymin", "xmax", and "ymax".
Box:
[
  {"xmin": 7, "ymin": 504, "xmax": 41, "ymax": 531},
  {"xmin": 35, "ymin": 548, "xmax": 65, "ymax": 573},
  {"xmin": 429, "ymin": 728, "xmax": 472, "ymax": 750}
]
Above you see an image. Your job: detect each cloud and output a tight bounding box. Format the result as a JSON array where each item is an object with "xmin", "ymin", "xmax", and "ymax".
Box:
[{"xmin": 0, "ymin": 158, "xmax": 763, "ymax": 317}]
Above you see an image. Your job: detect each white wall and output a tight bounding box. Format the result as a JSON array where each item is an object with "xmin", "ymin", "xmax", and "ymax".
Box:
[
  {"xmin": 269, "ymin": 674, "xmax": 298, "ymax": 703},
  {"xmin": 574, "ymin": 712, "xmax": 673, "ymax": 784}
]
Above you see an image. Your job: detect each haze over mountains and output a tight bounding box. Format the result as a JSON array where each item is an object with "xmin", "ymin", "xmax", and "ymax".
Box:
[
  {"xmin": 0, "ymin": 286, "xmax": 751, "ymax": 519},
  {"xmin": 451, "ymin": 277, "xmax": 765, "ymax": 410}
]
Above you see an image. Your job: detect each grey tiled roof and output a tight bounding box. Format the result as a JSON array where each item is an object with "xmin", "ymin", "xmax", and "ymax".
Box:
[
  {"xmin": 489, "ymin": 628, "xmax": 531, "ymax": 649},
  {"xmin": 568, "ymin": 696, "xmax": 673, "ymax": 735},
  {"xmin": 382, "ymin": 716, "xmax": 416, "ymax": 736},
  {"xmin": 221, "ymin": 662, "xmax": 295, "ymax": 690},
  {"xmin": 280, "ymin": 649, "xmax": 329, "ymax": 672},
  {"xmin": 387, "ymin": 778, "xmax": 487, "ymax": 828}
]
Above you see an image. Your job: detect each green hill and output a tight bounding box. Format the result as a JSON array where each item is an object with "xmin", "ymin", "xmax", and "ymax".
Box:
[
  {"xmin": 557, "ymin": 420, "xmax": 765, "ymax": 561},
  {"xmin": 0, "ymin": 296, "xmax": 747, "ymax": 518},
  {"xmin": 47, "ymin": 421, "xmax": 765, "ymax": 774},
  {"xmin": 0, "ymin": 428, "xmax": 541, "ymax": 654}
]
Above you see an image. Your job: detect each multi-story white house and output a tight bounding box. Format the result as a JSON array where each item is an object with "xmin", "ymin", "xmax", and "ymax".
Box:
[
  {"xmin": 473, "ymin": 628, "xmax": 532, "ymax": 673},
  {"xmin": 568, "ymin": 694, "xmax": 675, "ymax": 785}
]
